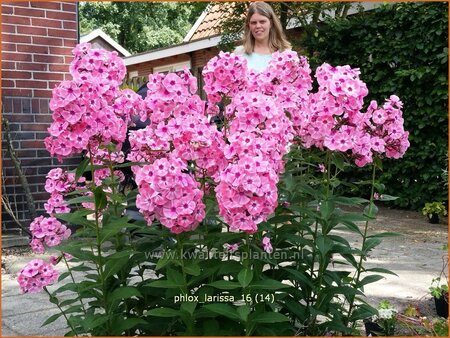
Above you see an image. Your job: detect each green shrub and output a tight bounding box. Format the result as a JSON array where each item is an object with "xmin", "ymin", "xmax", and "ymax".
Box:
[{"xmin": 309, "ymin": 2, "xmax": 448, "ymax": 209}]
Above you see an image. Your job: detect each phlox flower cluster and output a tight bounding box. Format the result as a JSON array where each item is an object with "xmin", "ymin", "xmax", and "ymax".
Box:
[
  {"xmin": 128, "ymin": 70, "xmax": 227, "ymax": 180},
  {"xmin": 364, "ymin": 96, "xmax": 410, "ymax": 163},
  {"xmin": 247, "ymin": 51, "xmax": 313, "ymax": 111},
  {"xmin": 134, "ymin": 157, "xmax": 205, "ymax": 234},
  {"xmin": 17, "ymin": 259, "xmax": 59, "ymax": 294},
  {"xmin": 44, "ymin": 168, "xmax": 85, "ymax": 215},
  {"xmin": 215, "ymin": 93, "xmax": 294, "ymax": 233},
  {"xmin": 45, "ymin": 43, "xmax": 142, "ymax": 160},
  {"xmin": 204, "ymin": 51, "xmax": 307, "ymax": 233},
  {"xmin": 29, "ymin": 216, "xmax": 71, "ymax": 254},
  {"xmin": 292, "ymin": 63, "xmax": 409, "ymax": 167},
  {"xmin": 202, "ymin": 51, "xmax": 248, "ymax": 115}
]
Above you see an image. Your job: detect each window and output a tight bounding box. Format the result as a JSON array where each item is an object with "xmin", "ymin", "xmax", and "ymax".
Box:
[{"xmin": 153, "ymin": 61, "xmax": 191, "ymax": 74}]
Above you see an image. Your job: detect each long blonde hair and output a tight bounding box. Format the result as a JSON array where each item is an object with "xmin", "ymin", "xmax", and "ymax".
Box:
[{"xmin": 243, "ymin": 2, "xmax": 291, "ymax": 54}]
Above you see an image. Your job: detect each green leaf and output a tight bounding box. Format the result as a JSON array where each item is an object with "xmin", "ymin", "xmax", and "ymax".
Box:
[
  {"xmin": 58, "ymin": 271, "xmax": 70, "ymax": 282},
  {"xmin": 248, "ymin": 279, "xmax": 290, "ymax": 290},
  {"xmin": 155, "ymin": 252, "xmax": 172, "ymax": 270},
  {"xmin": 59, "ymin": 298, "xmax": 80, "ymax": 307},
  {"xmin": 41, "ymin": 312, "xmax": 63, "ymax": 327},
  {"xmin": 357, "ymin": 274, "xmax": 385, "ymax": 287},
  {"xmin": 99, "ymin": 218, "xmax": 139, "ymax": 244},
  {"xmin": 109, "ymin": 286, "xmax": 143, "ymax": 303},
  {"xmin": 378, "ymin": 194, "xmax": 399, "ymax": 201},
  {"xmin": 204, "ymin": 303, "xmax": 240, "ymax": 321},
  {"xmin": 364, "ymin": 267, "xmax": 398, "ymax": 276},
  {"xmin": 208, "ymin": 280, "xmax": 241, "ymax": 290},
  {"xmin": 82, "ymin": 315, "xmax": 110, "ymax": 331},
  {"xmin": 75, "ymin": 157, "xmax": 90, "ymax": 182},
  {"xmin": 54, "ymin": 210, "xmax": 95, "ymax": 228},
  {"xmin": 284, "ymin": 268, "xmax": 314, "ymax": 288},
  {"xmin": 237, "ymin": 268, "xmax": 253, "ymax": 288},
  {"xmin": 65, "ymin": 195, "xmax": 95, "ymax": 205},
  {"xmin": 267, "ymin": 214, "xmax": 298, "ymax": 224},
  {"xmin": 320, "ymin": 200, "xmax": 335, "ymax": 220},
  {"xmin": 147, "ymin": 279, "xmax": 184, "ymax": 289},
  {"xmin": 180, "ymin": 301, "xmax": 197, "ymax": 315},
  {"xmin": 363, "ymin": 237, "xmax": 382, "ymax": 253},
  {"xmin": 367, "ymin": 231, "xmax": 401, "ymax": 239},
  {"xmin": 184, "ymin": 261, "xmax": 201, "ymax": 276},
  {"xmin": 145, "ymin": 307, "xmax": 180, "ymax": 317},
  {"xmin": 251, "ymin": 311, "xmax": 290, "ymax": 323},
  {"xmin": 316, "ymin": 235, "xmax": 333, "ymax": 258},
  {"xmin": 103, "ymin": 256, "xmax": 129, "ymax": 280},
  {"xmin": 332, "ymin": 152, "xmax": 346, "ymax": 170},
  {"xmin": 333, "ymin": 196, "xmax": 369, "ymax": 205},
  {"xmin": 166, "ymin": 268, "xmax": 185, "ymax": 289},
  {"xmin": 113, "ymin": 317, "xmax": 147, "ymax": 334},
  {"xmin": 363, "ymin": 202, "xmax": 378, "ymax": 218},
  {"xmin": 237, "ymin": 305, "xmax": 251, "ymax": 322},
  {"xmin": 94, "ymin": 186, "xmax": 107, "ymax": 210}
]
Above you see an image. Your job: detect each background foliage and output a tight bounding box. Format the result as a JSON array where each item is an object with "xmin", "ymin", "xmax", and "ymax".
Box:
[
  {"xmin": 308, "ymin": 2, "xmax": 448, "ymax": 209},
  {"xmin": 79, "ymin": 2, "xmax": 208, "ymax": 53}
]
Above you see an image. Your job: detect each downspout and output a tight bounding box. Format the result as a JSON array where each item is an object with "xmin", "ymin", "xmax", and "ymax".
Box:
[{"xmin": 76, "ymin": 2, "xmax": 80, "ymax": 43}]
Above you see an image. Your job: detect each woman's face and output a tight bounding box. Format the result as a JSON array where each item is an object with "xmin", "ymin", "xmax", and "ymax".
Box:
[{"xmin": 249, "ymin": 12, "xmax": 271, "ymax": 44}]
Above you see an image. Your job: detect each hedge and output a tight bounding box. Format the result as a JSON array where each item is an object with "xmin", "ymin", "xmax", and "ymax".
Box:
[{"xmin": 307, "ymin": 2, "xmax": 448, "ymax": 209}]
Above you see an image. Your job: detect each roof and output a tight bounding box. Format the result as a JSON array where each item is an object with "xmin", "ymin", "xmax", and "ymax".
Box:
[
  {"xmin": 80, "ymin": 28, "xmax": 131, "ymax": 57},
  {"xmin": 122, "ymin": 35, "xmax": 222, "ymax": 66},
  {"xmin": 183, "ymin": 2, "xmax": 239, "ymax": 43}
]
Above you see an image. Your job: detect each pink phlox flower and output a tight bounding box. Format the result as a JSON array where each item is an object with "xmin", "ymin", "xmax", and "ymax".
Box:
[
  {"xmin": 224, "ymin": 243, "xmax": 240, "ymax": 253},
  {"xmin": 262, "ymin": 236, "xmax": 273, "ymax": 254}
]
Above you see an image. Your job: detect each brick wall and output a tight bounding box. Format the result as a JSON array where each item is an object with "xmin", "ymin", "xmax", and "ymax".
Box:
[{"xmin": 1, "ymin": 1, "xmax": 78, "ymax": 233}]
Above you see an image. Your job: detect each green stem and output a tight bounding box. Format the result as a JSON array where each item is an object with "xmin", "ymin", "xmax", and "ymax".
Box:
[
  {"xmin": 176, "ymin": 234, "xmax": 194, "ymax": 334},
  {"xmin": 106, "ymin": 148, "xmax": 119, "ymax": 217},
  {"xmin": 345, "ymin": 164, "xmax": 377, "ymax": 327},
  {"xmin": 326, "ymin": 151, "xmax": 332, "ymax": 199},
  {"xmin": 177, "ymin": 234, "xmax": 188, "ymax": 293},
  {"xmin": 62, "ymin": 254, "xmax": 87, "ymax": 315},
  {"xmin": 44, "ymin": 287, "xmax": 78, "ymax": 336},
  {"xmin": 88, "ymin": 147, "xmax": 110, "ymax": 333}
]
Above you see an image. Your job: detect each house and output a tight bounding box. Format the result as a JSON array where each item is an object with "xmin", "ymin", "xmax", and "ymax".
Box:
[
  {"xmin": 80, "ymin": 28, "xmax": 130, "ymax": 57},
  {"xmin": 1, "ymin": 1, "xmax": 78, "ymax": 239}
]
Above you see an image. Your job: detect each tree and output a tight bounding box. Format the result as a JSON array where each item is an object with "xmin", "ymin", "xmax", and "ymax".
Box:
[{"xmin": 79, "ymin": 2, "xmax": 209, "ymax": 54}]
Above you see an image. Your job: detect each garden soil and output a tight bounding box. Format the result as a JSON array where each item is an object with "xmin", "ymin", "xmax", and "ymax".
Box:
[{"xmin": 1, "ymin": 206, "xmax": 448, "ymax": 335}]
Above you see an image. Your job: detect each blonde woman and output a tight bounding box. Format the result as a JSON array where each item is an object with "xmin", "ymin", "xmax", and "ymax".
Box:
[{"xmin": 234, "ymin": 1, "xmax": 291, "ymax": 72}]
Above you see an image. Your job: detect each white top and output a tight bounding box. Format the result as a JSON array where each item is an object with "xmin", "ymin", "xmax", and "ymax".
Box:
[{"xmin": 234, "ymin": 46, "xmax": 272, "ymax": 73}]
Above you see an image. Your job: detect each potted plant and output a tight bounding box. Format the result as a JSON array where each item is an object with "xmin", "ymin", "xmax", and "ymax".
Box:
[
  {"xmin": 397, "ymin": 304, "xmax": 448, "ymax": 336},
  {"xmin": 430, "ymin": 277, "xmax": 448, "ymax": 318},
  {"xmin": 429, "ymin": 251, "xmax": 448, "ymax": 318},
  {"xmin": 422, "ymin": 201, "xmax": 447, "ymax": 224},
  {"xmin": 364, "ymin": 300, "xmax": 397, "ymax": 336}
]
